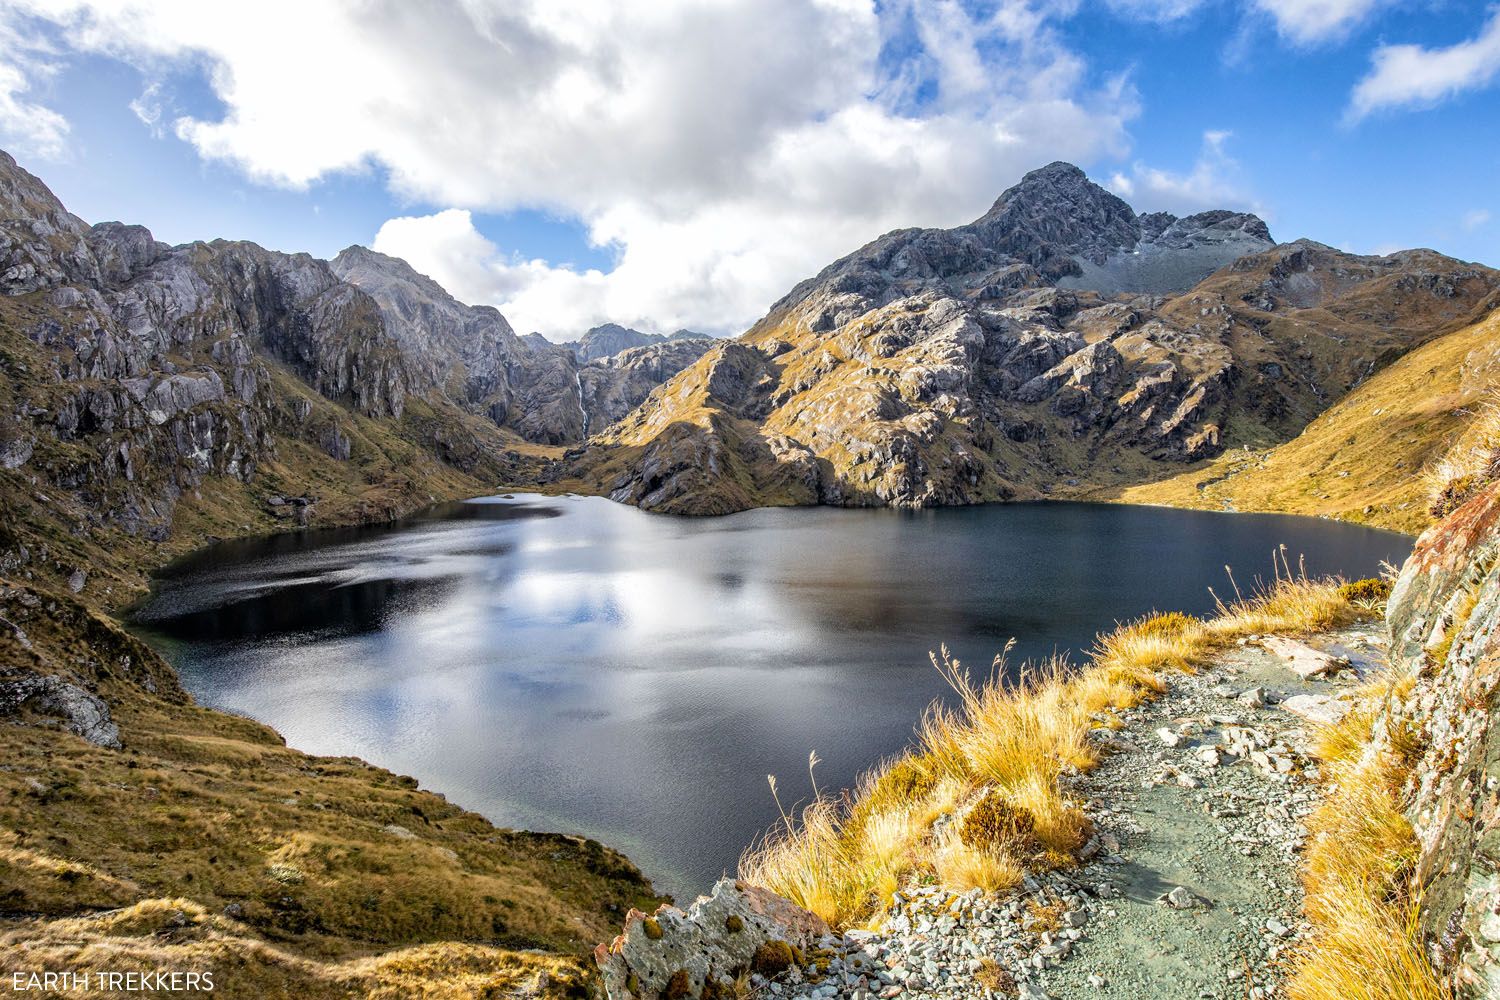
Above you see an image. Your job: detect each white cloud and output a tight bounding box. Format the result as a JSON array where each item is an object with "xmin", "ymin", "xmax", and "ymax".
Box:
[
  {"xmin": 4, "ymin": 0, "xmax": 1138, "ymax": 338},
  {"xmin": 1464, "ymin": 208, "xmax": 1493, "ymax": 231},
  {"xmin": 1104, "ymin": 0, "xmax": 1205, "ymax": 24},
  {"xmin": 0, "ymin": 15, "xmax": 69, "ymax": 159},
  {"xmin": 1347, "ymin": 9, "xmax": 1500, "ymax": 121},
  {"xmin": 1105, "ymin": 128, "xmax": 1261, "ymax": 217},
  {"xmin": 1252, "ymin": 0, "xmax": 1384, "ymax": 45}
]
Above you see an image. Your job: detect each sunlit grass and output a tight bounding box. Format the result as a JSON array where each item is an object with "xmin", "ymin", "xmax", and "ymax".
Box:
[{"xmin": 1288, "ymin": 671, "xmax": 1448, "ymax": 1000}]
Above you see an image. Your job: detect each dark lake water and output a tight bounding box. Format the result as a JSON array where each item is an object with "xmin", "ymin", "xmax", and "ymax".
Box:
[{"xmin": 132, "ymin": 494, "xmax": 1410, "ymax": 901}]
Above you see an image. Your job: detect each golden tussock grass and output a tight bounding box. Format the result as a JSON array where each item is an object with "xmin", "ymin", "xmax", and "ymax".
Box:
[
  {"xmin": 1287, "ymin": 672, "xmax": 1448, "ymax": 1000},
  {"xmin": 1, "ymin": 898, "xmax": 594, "ymax": 1000},
  {"xmin": 741, "ymin": 563, "xmax": 1365, "ymax": 928},
  {"xmin": 1424, "ymin": 396, "xmax": 1500, "ymax": 519}
]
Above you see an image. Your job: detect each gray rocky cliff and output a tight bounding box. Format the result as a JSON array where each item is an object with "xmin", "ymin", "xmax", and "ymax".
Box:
[{"xmin": 1385, "ymin": 481, "xmax": 1500, "ymax": 995}]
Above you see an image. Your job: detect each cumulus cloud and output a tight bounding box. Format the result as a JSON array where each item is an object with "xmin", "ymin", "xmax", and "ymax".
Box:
[
  {"xmin": 1105, "ymin": 129, "xmax": 1261, "ymax": 217},
  {"xmin": 1252, "ymin": 0, "xmax": 1385, "ymax": 45},
  {"xmin": 1347, "ymin": 9, "xmax": 1500, "ymax": 122},
  {"xmin": 3, "ymin": 0, "xmax": 1139, "ymax": 337}
]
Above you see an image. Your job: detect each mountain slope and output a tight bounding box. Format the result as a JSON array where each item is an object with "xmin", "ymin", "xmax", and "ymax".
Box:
[
  {"xmin": 1113, "ymin": 299, "xmax": 1500, "ymax": 533},
  {"xmin": 559, "ymin": 163, "xmax": 1499, "ymax": 514}
]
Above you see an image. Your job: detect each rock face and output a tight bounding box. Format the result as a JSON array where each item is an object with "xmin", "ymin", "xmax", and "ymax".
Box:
[
  {"xmin": 564, "ymin": 162, "xmax": 1499, "ymax": 514},
  {"xmin": 0, "ymin": 151, "xmax": 445, "ymax": 551},
  {"xmin": 330, "ymin": 254, "xmax": 717, "ymax": 444},
  {"xmin": 594, "ymin": 879, "xmax": 829, "ymax": 1000},
  {"xmin": 1384, "ymin": 481, "xmax": 1500, "ymax": 993},
  {"xmin": 331, "ymin": 246, "xmax": 587, "ymax": 444}
]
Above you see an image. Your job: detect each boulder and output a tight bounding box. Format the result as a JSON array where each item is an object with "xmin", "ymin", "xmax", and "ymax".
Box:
[
  {"xmin": 1258, "ymin": 636, "xmax": 1340, "ymax": 679},
  {"xmin": 1279, "ymin": 694, "xmax": 1352, "ymax": 727},
  {"xmin": 594, "ymin": 879, "xmax": 829, "ymax": 1000}
]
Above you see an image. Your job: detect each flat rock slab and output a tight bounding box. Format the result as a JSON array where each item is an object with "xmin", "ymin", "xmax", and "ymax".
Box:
[
  {"xmin": 1258, "ymin": 636, "xmax": 1340, "ymax": 679},
  {"xmin": 1280, "ymin": 694, "xmax": 1353, "ymax": 727}
]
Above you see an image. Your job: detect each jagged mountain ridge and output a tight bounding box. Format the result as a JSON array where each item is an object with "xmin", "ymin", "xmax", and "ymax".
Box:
[
  {"xmin": 330, "ymin": 249, "xmax": 717, "ymax": 443},
  {"xmin": 562, "ymin": 322, "xmax": 712, "ymax": 364},
  {"xmin": 0, "ymin": 149, "xmax": 703, "ymax": 602},
  {"xmin": 559, "ymin": 162, "xmax": 1499, "ymax": 514}
]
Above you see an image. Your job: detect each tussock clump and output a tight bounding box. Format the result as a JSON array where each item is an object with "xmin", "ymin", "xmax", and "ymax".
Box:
[
  {"xmin": 1425, "ymin": 398, "xmax": 1500, "ymax": 518},
  {"xmin": 1130, "ymin": 610, "xmax": 1198, "ymax": 638},
  {"xmin": 750, "ymin": 941, "xmax": 800, "ymax": 976},
  {"xmin": 664, "ymin": 969, "xmax": 693, "ymax": 1000},
  {"xmin": 974, "ymin": 958, "xmax": 1013, "ymax": 994},
  {"xmin": 1337, "ymin": 578, "xmax": 1392, "ymax": 605},
  {"xmin": 957, "ymin": 792, "xmax": 1038, "ymax": 856},
  {"xmin": 1288, "ymin": 672, "xmax": 1447, "ymax": 1000},
  {"xmin": 743, "ymin": 563, "xmax": 1355, "ymax": 928},
  {"xmin": 869, "ymin": 755, "xmax": 938, "ymax": 804}
]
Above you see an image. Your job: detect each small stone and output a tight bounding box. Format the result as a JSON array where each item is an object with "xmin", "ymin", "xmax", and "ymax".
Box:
[
  {"xmin": 1156, "ymin": 727, "xmax": 1183, "ymax": 748},
  {"xmin": 1237, "ymin": 687, "xmax": 1265, "ymax": 707},
  {"xmin": 1163, "ymin": 886, "xmax": 1201, "ymax": 909}
]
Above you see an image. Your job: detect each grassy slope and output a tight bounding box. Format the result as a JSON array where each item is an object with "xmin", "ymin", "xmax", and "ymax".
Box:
[{"xmin": 1109, "ymin": 307, "xmax": 1500, "ymax": 534}]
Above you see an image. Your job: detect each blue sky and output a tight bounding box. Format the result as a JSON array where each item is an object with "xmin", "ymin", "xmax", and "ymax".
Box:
[{"xmin": 1, "ymin": 1, "xmax": 1497, "ymax": 338}]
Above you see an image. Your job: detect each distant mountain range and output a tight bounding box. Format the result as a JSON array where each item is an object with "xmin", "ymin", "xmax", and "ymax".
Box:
[
  {"xmin": 555, "ymin": 162, "xmax": 1500, "ymax": 520},
  {"xmin": 559, "ymin": 323, "xmax": 711, "ymax": 364}
]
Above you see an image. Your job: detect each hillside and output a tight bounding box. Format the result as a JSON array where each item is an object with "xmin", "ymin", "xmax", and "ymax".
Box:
[
  {"xmin": 1113, "ymin": 300, "xmax": 1500, "ymax": 533},
  {"xmin": 556, "ymin": 163, "xmax": 1499, "ymax": 515},
  {"xmin": 0, "ymin": 149, "xmax": 671, "ymax": 996}
]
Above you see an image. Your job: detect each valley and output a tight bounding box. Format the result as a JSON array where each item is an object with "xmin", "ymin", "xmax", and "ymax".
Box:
[{"xmin": 1, "ymin": 141, "xmax": 1499, "ymax": 1000}]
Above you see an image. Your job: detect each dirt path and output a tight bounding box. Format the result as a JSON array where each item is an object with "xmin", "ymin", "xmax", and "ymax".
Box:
[{"xmin": 1038, "ymin": 625, "xmax": 1388, "ymax": 999}]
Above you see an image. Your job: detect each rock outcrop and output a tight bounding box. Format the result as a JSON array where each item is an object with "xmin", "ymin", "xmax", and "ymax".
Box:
[
  {"xmin": 562, "ymin": 162, "xmax": 1498, "ymax": 514},
  {"xmin": 595, "ymin": 879, "xmax": 830, "ymax": 1000},
  {"xmin": 1384, "ymin": 481, "xmax": 1500, "ymax": 993}
]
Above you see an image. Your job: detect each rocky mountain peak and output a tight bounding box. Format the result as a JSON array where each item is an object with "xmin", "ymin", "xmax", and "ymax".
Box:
[
  {"xmin": 0, "ymin": 149, "xmax": 80, "ymax": 230},
  {"xmin": 564, "ymin": 322, "xmax": 716, "ymax": 364},
  {"xmin": 967, "ymin": 161, "xmax": 1139, "ymax": 271},
  {"xmin": 330, "ymin": 244, "xmax": 459, "ymax": 306}
]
